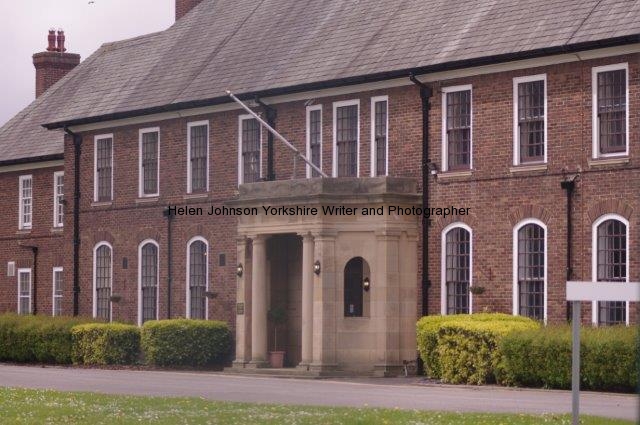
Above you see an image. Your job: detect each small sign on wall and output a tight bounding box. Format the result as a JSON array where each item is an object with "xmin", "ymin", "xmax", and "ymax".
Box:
[{"xmin": 236, "ymin": 303, "xmax": 245, "ymax": 315}]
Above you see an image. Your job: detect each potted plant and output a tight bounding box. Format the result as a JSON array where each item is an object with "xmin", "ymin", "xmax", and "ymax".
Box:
[{"xmin": 267, "ymin": 306, "xmax": 287, "ymax": 368}]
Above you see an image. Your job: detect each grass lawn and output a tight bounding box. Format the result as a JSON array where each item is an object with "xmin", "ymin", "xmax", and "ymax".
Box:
[{"xmin": 0, "ymin": 388, "xmax": 632, "ymax": 425}]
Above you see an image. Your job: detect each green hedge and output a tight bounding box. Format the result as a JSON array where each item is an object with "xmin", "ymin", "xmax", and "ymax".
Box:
[
  {"xmin": 417, "ymin": 314, "xmax": 539, "ymax": 384},
  {"xmin": 71, "ymin": 323, "xmax": 140, "ymax": 365},
  {"xmin": 141, "ymin": 319, "xmax": 231, "ymax": 367},
  {"xmin": 0, "ymin": 314, "xmax": 93, "ymax": 364},
  {"xmin": 497, "ymin": 325, "xmax": 639, "ymax": 392}
]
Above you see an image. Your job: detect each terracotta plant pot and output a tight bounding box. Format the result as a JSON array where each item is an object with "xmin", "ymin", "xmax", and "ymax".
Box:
[{"xmin": 269, "ymin": 351, "xmax": 285, "ymax": 368}]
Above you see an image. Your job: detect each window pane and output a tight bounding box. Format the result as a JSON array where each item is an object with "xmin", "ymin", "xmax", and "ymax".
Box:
[
  {"xmin": 142, "ymin": 132, "xmax": 159, "ymax": 195},
  {"xmin": 189, "ymin": 240, "xmax": 207, "ymax": 319},
  {"xmin": 18, "ymin": 271, "xmax": 31, "ymax": 315},
  {"xmin": 446, "ymin": 91, "xmax": 471, "ymax": 170},
  {"xmin": 596, "ymin": 219, "xmax": 626, "ymax": 325},
  {"xmin": 55, "ymin": 174, "xmax": 64, "ymax": 226},
  {"xmin": 53, "ymin": 270, "xmax": 63, "ymax": 316},
  {"xmin": 95, "ymin": 245, "xmax": 112, "ymax": 321},
  {"xmin": 518, "ymin": 80, "xmax": 545, "ymax": 162},
  {"xmin": 445, "ymin": 228, "xmax": 470, "ymax": 314},
  {"xmin": 375, "ymin": 100, "xmax": 388, "ymax": 176},
  {"xmin": 517, "ymin": 224, "xmax": 545, "ymax": 320},
  {"xmin": 96, "ymin": 138, "xmax": 112, "ymax": 202},
  {"xmin": 190, "ymin": 125, "xmax": 208, "ymax": 191},
  {"xmin": 344, "ymin": 257, "xmax": 364, "ymax": 317},
  {"xmin": 20, "ymin": 177, "xmax": 33, "ymax": 228},
  {"xmin": 597, "ymin": 69, "xmax": 626, "ymax": 154},
  {"xmin": 336, "ymin": 105, "xmax": 358, "ymax": 177},
  {"xmin": 242, "ymin": 119, "xmax": 261, "ymax": 183},
  {"xmin": 141, "ymin": 243, "xmax": 158, "ymax": 323},
  {"xmin": 309, "ymin": 110, "xmax": 322, "ymax": 177}
]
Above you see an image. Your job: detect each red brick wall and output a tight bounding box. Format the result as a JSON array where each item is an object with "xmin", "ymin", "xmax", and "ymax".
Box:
[
  {"xmin": 0, "ymin": 166, "xmax": 66, "ymax": 316},
  {"xmin": 61, "ymin": 52, "xmax": 638, "ymax": 327}
]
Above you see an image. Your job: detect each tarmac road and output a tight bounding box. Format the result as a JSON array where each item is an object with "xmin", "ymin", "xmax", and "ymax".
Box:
[{"xmin": 0, "ymin": 364, "xmax": 637, "ymax": 421}]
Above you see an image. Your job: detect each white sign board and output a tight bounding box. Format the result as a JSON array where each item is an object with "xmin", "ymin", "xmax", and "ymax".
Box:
[{"xmin": 566, "ymin": 281, "xmax": 640, "ymax": 302}]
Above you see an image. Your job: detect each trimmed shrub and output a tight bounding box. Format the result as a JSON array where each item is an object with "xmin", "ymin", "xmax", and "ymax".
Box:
[
  {"xmin": 71, "ymin": 323, "xmax": 140, "ymax": 365},
  {"xmin": 498, "ymin": 325, "xmax": 639, "ymax": 392},
  {"xmin": 417, "ymin": 313, "xmax": 539, "ymax": 384},
  {"xmin": 141, "ymin": 319, "xmax": 231, "ymax": 367},
  {"xmin": 0, "ymin": 314, "xmax": 93, "ymax": 364}
]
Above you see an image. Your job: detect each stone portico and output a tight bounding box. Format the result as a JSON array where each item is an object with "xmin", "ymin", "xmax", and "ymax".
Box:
[{"xmin": 229, "ymin": 177, "xmax": 420, "ymax": 376}]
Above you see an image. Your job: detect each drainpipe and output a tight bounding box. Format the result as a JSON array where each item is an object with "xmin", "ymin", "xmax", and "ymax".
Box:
[
  {"xmin": 561, "ymin": 176, "xmax": 577, "ymax": 321},
  {"xmin": 19, "ymin": 245, "xmax": 38, "ymax": 314},
  {"xmin": 64, "ymin": 127, "xmax": 82, "ymax": 316},
  {"xmin": 163, "ymin": 207, "xmax": 174, "ymax": 318},
  {"xmin": 255, "ymin": 97, "xmax": 276, "ymax": 181},
  {"xmin": 410, "ymin": 75, "xmax": 433, "ymax": 318}
]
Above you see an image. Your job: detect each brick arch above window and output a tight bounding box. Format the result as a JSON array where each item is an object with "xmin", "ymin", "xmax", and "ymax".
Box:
[
  {"xmin": 587, "ymin": 200, "xmax": 633, "ymax": 224},
  {"xmin": 434, "ymin": 212, "xmax": 479, "ymax": 234},
  {"xmin": 89, "ymin": 230, "xmax": 115, "ymax": 248},
  {"xmin": 134, "ymin": 228, "xmax": 162, "ymax": 244},
  {"xmin": 508, "ymin": 204, "xmax": 551, "ymax": 227}
]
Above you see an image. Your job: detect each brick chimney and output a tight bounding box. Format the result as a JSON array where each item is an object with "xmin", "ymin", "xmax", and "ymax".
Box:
[
  {"xmin": 32, "ymin": 29, "xmax": 81, "ymax": 98},
  {"xmin": 176, "ymin": 0, "xmax": 204, "ymax": 21}
]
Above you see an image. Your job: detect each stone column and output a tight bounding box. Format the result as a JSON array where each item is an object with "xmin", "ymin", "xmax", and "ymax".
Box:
[
  {"xmin": 233, "ymin": 237, "xmax": 250, "ymax": 367},
  {"xmin": 299, "ymin": 233, "xmax": 315, "ymax": 368},
  {"xmin": 249, "ymin": 235, "xmax": 268, "ymax": 367}
]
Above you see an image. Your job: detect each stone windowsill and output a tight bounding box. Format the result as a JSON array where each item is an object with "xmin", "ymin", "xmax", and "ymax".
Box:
[
  {"xmin": 588, "ymin": 156, "xmax": 630, "ymax": 168},
  {"xmin": 91, "ymin": 201, "xmax": 113, "ymax": 207},
  {"xmin": 135, "ymin": 197, "xmax": 159, "ymax": 204},
  {"xmin": 509, "ymin": 163, "xmax": 548, "ymax": 173},
  {"xmin": 50, "ymin": 227, "xmax": 64, "ymax": 233},
  {"xmin": 15, "ymin": 229, "xmax": 32, "ymax": 236},
  {"xmin": 436, "ymin": 169, "xmax": 473, "ymax": 180},
  {"xmin": 183, "ymin": 193, "xmax": 209, "ymax": 200}
]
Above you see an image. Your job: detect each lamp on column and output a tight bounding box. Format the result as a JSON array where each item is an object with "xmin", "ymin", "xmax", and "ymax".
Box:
[
  {"xmin": 313, "ymin": 260, "xmax": 321, "ymax": 275},
  {"xmin": 236, "ymin": 263, "xmax": 243, "ymax": 277},
  {"xmin": 363, "ymin": 277, "xmax": 371, "ymax": 292}
]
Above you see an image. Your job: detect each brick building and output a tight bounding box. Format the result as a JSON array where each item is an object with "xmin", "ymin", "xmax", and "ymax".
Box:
[{"xmin": 0, "ymin": 0, "xmax": 638, "ymax": 375}]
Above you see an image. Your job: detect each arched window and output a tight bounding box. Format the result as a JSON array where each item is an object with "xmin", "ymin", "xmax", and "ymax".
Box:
[
  {"xmin": 344, "ymin": 257, "xmax": 369, "ymax": 317},
  {"xmin": 593, "ymin": 216, "xmax": 628, "ymax": 325},
  {"xmin": 187, "ymin": 237, "xmax": 208, "ymax": 319},
  {"xmin": 514, "ymin": 221, "xmax": 546, "ymax": 321},
  {"xmin": 442, "ymin": 225, "xmax": 471, "ymax": 314},
  {"xmin": 93, "ymin": 242, "xmax": 112, "ymax": 321},
  {"xmin": 139, "ymin": 240, "xmax": 159, "ymax": 325}
]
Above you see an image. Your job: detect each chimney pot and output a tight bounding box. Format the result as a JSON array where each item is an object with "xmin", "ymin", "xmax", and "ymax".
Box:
[
  {"xmin": 47, "ymin": 29, "xmax": 56, "ymax": 52},
  {"xmin": 56, "ymin": 30, "xmax": 66, "ymax": 53}
]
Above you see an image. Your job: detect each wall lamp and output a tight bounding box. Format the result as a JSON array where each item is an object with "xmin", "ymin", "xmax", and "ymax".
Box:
[
  {"xmin": 363, "ymin": 277, "xmax": 371, "ymax": 292},
  {"xmin": 314, "ymin": 260, "xmax": 321, "ymax": 275},
  {"xmin": 426, "ymin": 162, "xmax": 438, "ymax": 175},
  {"xmin": 236, "ymin": 263, "xmax": 243, "ymax": 277}
]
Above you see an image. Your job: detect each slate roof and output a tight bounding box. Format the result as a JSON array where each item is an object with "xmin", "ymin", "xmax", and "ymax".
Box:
[{"xmin": 1, "ymin": 0, "xmax": 639, "ymax": 163}]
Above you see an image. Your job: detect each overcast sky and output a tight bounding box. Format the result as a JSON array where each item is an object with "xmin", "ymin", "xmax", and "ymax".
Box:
[{"xmin": 2, "ymin": 0, "xmax": 174, "ymax": 126}]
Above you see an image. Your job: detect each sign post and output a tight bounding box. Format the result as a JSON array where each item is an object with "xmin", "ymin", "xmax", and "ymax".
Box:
[{"xmin": 565, "ymin": 281, "xmax": 640, "ymax": 425}]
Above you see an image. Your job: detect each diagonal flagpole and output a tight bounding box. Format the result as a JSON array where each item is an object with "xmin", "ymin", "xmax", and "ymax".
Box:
[{"xmin": 226, "ymin": 90, "xmax": 328, "ymax": 178}]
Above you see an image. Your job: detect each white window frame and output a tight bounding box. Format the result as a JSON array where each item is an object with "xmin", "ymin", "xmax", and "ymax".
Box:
[
  {"xmin": 512, "ymin": 219, "xmax": 548, "ymax": 322},
  {"xmin": 306, "ymin": 105, "xmax": 323, "ymax": 178},
  {"xmin": 186, "ymin": 236, "xmax": 209, "ymax": 320},
  {"xmin": 513, "ymin": 74, "xmax": 547, "ymax": 165},
  {"xmin": 94, "ymin": 134, "xmax": 114, "ymax": 202},
  {"xmin": 370, "ymin": 96, "xmax": 389, "ymax": 177},
  {"xmin": 332, "ymin": 99, "xmax": 361, "ymax": 178},
  {"xmin": 591, "ymin": 214, "xmax": 630, "ymax": 325},
  {"xmin": 18, "ymin": 174, "xmax": 33, "ymax": 230},
  {"xmin": 92, "ymin": 241, "xmax": 113, "ymax": 321},
  {"xmin": 591, "ymin": 63, "xmax": 629, "ymax": 159},
  {"xmin": 440, "ymin": 222, "xmax": 473, "ymax": 315},
  {"xmin": 17, "ymin": 268, "xmax": 32, "ymax": 315},
  {"xmin": 441, "ymin": 85, "xmax": 473, "ymax": 172},
  {"xmin": 52, "ymin": 267, "xmax": 63, "ymax": 316},
  {"xmin": 138, "ymin": 127, "xmax": 160, "ymax": 198},
  {"xmin": 138, "ymin": 239, "xmax": 160, "ymax": 326},
  {"xmin": 187, "ymin": 121, "xmax": 210, "ymax": 193},
  {"xmin": 237, "ymin": 115, "xmax": 263, "ymax": 186},
  {"xmin": 53, "ymin": 171, "xmax": 64, "ymax": 227}
]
